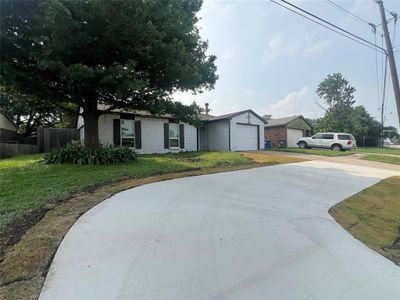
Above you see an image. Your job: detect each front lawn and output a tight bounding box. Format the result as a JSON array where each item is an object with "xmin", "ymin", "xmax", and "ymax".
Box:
[
  {"xmin": 0, "ymin": 151, "xmax": 304, "ymax": 299},
  {"xmin": 0, "ymin": 151, "xmax": 250, "ymax": 234},
  {"xmin": 330, "ymin": 176, "xmax": 400, "ymax": 265},
  {"xmin": 361, "ymin": 154, "xmax": 400, "ymax": 165},
  {"xmin": 355, "ymin": 147, "xmax": 400, "ymax": 156},
  {"xmin": 273, "ymin": 147, "xmax": 353, "ymax": 156}
]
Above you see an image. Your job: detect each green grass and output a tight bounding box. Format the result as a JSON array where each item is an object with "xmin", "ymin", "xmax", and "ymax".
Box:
[
  {"xmin": 355, "ymin": 147, "xmax": 400, "ymax": 156},
  {"xmin": 361, "ymin": 154, "xmax": 400, "ymax": 165},
  {"xmin": 0, "ymin": 151, "xmax": 250, "ymax": 233},
  {"xmin": 330, "ymin": 177, "xmax": 400, "ymax": 265},
  {"xmin": 273, "ymin": 147, "xmax": 353, "ymax": 156}
]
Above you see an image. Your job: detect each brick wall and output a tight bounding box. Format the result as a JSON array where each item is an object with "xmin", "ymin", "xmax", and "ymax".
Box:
[{"xmin": 264, "ymin": 126, "xmax": 287, "ymax": 148}]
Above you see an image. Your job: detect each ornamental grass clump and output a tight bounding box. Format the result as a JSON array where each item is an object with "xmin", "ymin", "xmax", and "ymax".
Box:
[{"xmin": 44, "ymin": 142, "xmax": 137, "ymax": 165}]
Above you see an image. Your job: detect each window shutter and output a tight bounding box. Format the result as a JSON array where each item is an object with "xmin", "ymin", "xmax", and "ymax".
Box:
[
  {"xmin": 135, "ymin": 120, "xmax": 142, "ymax": 149},
  {"xmin": 164, "ymin": 123, "xmax": 169, "ymax": 149},
  {"xmin": 113, "ymin": 119, "xmax": 120, "ymax": 146},
  {"xmin": 179, "ymin": 124, "xmax": 184, "ymax": 149}
]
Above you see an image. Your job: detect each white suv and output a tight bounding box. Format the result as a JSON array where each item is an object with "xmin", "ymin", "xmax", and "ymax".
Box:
[{"xmin": 297, "ymin": 133, "xmax": 357, "ymax": 151}]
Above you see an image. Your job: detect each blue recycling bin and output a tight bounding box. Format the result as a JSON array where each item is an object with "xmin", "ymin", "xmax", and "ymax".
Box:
[{"xmin": 264, "ymin": 140, "xmax": 271, "ymax": 150}]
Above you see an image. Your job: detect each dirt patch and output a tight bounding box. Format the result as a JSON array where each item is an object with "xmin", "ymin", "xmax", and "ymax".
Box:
[{"xmin": 0, "ymin": 209, "xmax": 50, "ymax": 258}]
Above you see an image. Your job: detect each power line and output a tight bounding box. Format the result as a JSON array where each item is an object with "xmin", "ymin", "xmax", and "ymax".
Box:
[
  {"xmin": 280, "ymin": 0, "xmax": 386, "ymax": 53},
  {"xmin": 326, "ymin": 0, "xmax": 372, "ymax": 28},
  {"xmin": 270, "ymin": 0, "xmax": 387, "ymax": 54}
]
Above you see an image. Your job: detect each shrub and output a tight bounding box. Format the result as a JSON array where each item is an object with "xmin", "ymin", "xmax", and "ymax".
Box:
[{"xmin": 43, "ymin": 143, "xmax": 137, "ymax": 165}]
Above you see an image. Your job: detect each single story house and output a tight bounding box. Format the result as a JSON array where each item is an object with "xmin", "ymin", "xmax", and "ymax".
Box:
[
  {"xmin": 77, "ymin": 106, "xmax": 265, "ymax": 154},
  {"xmin": 264, "ymin": 115, "xmax": 313, "ymax": 148}
]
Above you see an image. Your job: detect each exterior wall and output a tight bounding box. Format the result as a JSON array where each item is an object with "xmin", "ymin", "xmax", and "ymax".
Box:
[
  {"xmin": 136, "ymin": 116, "xmax": 197, "ymax": 154},
  {"xmin": 0, "ymin": 128, "xmax": 17, "ymax": 141},
  {"xmin": 230, "ymin": 112, "xmax": 264, "ymax": 151},
  {"xmin": 0, "ymin": 112, "xmax": 17, "ymax": 132},
  {"xmin": 207, "ymin": 121, "xmax": 230, "ymax": 151},
  {"xmin": 265, "ymin": 126, "xmax": 287, "ymax": 148},
  {"xmin": 79, "ymin": 113, "xmax": 197, "ymax": 154},
  {"xmin": 287, "ymin": 117, "xmax": 313, "ymax": 136}
]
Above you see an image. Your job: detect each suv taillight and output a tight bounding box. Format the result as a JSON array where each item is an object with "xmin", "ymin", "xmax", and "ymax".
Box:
[{"xmin": 347, "ymin": 141, "xmax": 352, "ymax": 145}]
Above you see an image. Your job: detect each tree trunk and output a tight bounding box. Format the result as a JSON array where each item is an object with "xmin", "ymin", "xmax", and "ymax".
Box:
[{"xmin": 83, "ymin": 110, "xmax": 100, "ymax": 148}]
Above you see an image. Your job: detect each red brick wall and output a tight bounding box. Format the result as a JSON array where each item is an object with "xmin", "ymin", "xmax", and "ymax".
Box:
[{"xmin": 264, "ymin": 126, "xmax": 287, "ymax": 148}]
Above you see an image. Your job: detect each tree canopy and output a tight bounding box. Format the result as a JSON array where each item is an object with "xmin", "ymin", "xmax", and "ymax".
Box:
[
  {"xmin": 0, "ymin": 0, "xmax": 217, "ymax": 146},
  {"xmin": 314, "ymin": 73, "xmax": 381, "ymax": 146}
]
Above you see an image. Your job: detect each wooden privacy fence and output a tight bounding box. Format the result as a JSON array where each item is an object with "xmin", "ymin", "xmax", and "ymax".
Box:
[
  {"xmin": 37, "ymin": 128, "xmax": 79, "ymax": 152},
  {"xmin": 0, "ymin": 142, "xmax": 39, "ymax": 158}
]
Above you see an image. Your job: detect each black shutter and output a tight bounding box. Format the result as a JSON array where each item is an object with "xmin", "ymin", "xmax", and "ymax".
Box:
[
  {"xmin": 113, "ymin": 119, "xmax": 120, "ymax": 146},
  {"xmin": 179, "ymin": 124, "xmax": 184, "ymax": 149},
  {"xmin": 135, "ymin": 120, "xmax": 142, "ymax": 149},
  {"xmin": 164, "ymin": 123, "xmax": 169, "ymax": 149}
]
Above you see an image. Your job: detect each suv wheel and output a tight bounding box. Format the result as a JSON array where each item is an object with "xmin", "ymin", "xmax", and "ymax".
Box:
[
  {"xmin": 298, "ymin": 141, "xmax": 307, "ymax": 149},
  {"xmin": 331, "ymin": 144, "xmax": 342, "ymax": 151}
]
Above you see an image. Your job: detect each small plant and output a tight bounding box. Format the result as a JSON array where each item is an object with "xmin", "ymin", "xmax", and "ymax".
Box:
[{"xmin": 43, "ymin": 142, "xmax": 137, "ymax": 165}]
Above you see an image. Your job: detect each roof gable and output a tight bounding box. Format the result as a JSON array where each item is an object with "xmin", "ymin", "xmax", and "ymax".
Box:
[{"xmin": 266, "ymin": 115, "xmax": 312, "ymax": 129}]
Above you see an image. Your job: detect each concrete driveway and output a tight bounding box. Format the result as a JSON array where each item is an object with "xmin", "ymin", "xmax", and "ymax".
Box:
[{"xmin": 40, "ymin": 161, "xmax": 400, "ymax": 299}]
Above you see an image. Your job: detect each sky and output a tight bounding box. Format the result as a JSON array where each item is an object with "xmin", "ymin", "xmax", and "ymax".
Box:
[{"xmin": 173, "ymin": 0, "xmax": 400, "ymax": 129}]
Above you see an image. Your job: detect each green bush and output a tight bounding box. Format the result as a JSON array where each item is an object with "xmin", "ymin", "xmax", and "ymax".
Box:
[{"xmin": 43, "ymin": 143, "xmax": 137, "ymax": 165}]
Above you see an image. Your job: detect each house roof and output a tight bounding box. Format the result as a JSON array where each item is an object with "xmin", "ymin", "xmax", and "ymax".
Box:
[
  {"xmin": 265, "ymin": 115, "xmax": 312, "ymax": 128},
  {"xmin": 97, "ymin": 104, "xmax": 266, "ymax": 124},
  {"xmin": 200, "ymin": 109, "xmax": 267, "ymax": 124}
]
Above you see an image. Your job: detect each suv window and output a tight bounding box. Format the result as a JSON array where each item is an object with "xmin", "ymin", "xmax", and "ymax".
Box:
[
  {"xmin": 322, "ymin": 134, "xmax": 334, "ymax": 139},
  {"xmin": 338, "ymin": 134, "xmax": 351, "ymax": 140},
  {"xmin": 312, "ymin": 134, "xmax": 323, "ymax": 139}
]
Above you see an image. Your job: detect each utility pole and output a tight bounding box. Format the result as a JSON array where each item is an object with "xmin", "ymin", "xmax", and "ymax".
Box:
[
  {"xmin": 380, "ymin": 56, "xmax": 388, "ymax": 147},
  {"xmin": 377, "ymin": 0, "xmax": 400, "ymax": 127}
]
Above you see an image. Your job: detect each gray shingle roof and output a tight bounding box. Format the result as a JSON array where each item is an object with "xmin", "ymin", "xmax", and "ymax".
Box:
[{"xmin": 265, "ymin": 115, "xmax": 301, "ymax": 127}]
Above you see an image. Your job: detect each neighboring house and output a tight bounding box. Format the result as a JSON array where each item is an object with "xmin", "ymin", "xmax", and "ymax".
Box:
[
  {"xmin": 265, "ymin": 115, "xmax": 313, "ymax": 148},
  {"xmin": 77, "ymin": 106, "xmax": 265, "ymax": 154},
  {"xmin": 0, "ymin": 110, "xmax": 17, "ymax": 141}
]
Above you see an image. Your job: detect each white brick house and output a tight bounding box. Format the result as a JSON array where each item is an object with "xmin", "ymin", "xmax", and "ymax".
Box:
[{"xmin": 77, "ymin": 108, "xmax": 265, "ymax": 154}]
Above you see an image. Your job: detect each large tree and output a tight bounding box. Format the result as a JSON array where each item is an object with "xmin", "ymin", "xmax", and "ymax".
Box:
[
  {"xmin": 0, "ymin": 86, "xmax": 77, "ymax": 136},
  {"xmin": 0, "ymin": 0, "xmax": 217, "ymax": 147},
  {"xmin": 314, "ymin": 73, "xmax": 381, "ymax": 146},
  {"xmin": 316, "ymin": 73, "xmax": 355, "ymax": 132}
]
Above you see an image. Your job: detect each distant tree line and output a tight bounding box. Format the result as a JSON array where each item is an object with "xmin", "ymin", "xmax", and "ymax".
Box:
[{"xmin": 310, "ymin": 73, "xmax": 385, "ymax": 146}]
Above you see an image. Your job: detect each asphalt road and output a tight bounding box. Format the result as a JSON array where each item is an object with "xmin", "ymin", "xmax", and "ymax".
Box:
[{"xmin": 40, "ymin": 161, "xmax": 400, "ymax": 299}]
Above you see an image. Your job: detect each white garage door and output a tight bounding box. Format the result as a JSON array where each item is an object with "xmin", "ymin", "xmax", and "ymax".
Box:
[
  {"xmin": 235, "ymin": 124, "xmax": 258, "ymax": 150},
  {"xmin": 287, "ymin": 128, "xmax": 303, "ymax": 147}
]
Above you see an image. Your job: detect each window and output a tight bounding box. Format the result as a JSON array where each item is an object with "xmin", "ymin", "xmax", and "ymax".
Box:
[
  {"xmin": 312, "ymin": 134, "xmax": 323, "ymax": 139},
  {"xmin": 338, "ymin": 134, "xmax": 352, "ymax": 140},
  {"xmin": 169, "ymin": 123, "xmax": 180, "ymax": 148},
  {"xmin": 121, "ymin": 119, "xmax": 135, "ymax": 147},
  {"xmin": 322, "ymin": 134, "xmax": 334, "ymax": 139}
]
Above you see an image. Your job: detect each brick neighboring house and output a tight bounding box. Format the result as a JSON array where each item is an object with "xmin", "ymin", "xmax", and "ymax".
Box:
[{"xmin": 265, "ymin": 115, "xmax": 313, "ymax": 148}]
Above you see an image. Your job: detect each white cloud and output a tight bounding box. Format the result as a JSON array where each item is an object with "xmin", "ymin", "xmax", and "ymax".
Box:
[
  {"xmin": 303, "ymin": 40, "xmax": 332, "ymax": 58},
  {"xmin": 262, "ymin": 33, "xmax": 332, "ymax": 63},
  {"xmin": 222, "ymin": 47, "xmax": 237, "ymax": 60},
  {"xmin": 243, "ymin": 89, "xmax": 256, "ymax": 96},
  {"xmin": 264, "ymin": 86, "xmax": 309, "ymax": 117}
]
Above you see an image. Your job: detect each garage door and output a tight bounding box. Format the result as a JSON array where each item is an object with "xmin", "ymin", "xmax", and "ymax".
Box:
[
  {"xmin": 235, "ymin": 124, "xmax": 258, "ymax": 150},
  {"xmin": 287, "ymin": 129, "xmax": 303, "ymax": 147}
]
